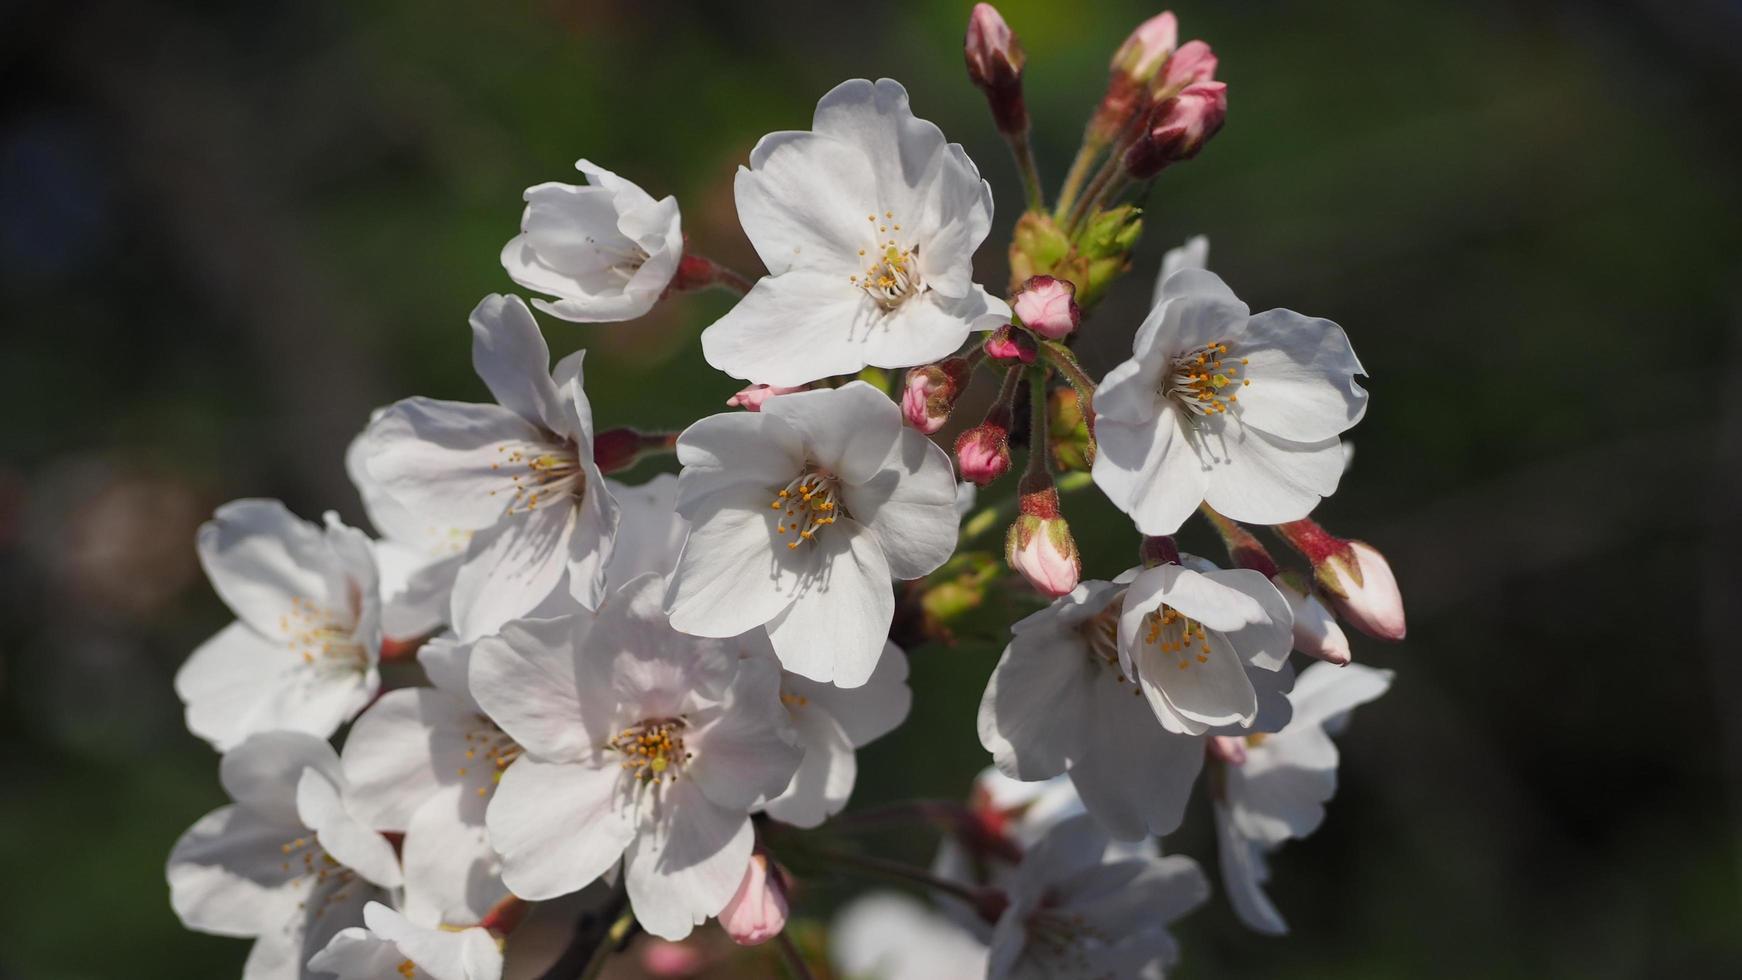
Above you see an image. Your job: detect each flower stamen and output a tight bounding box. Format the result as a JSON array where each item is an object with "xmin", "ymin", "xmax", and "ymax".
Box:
[
  {"xmin": 771, "ymin": 470, "xmax": 843, "ymax": 549},
  {"xmin": 1165, "ymin": 341, "xmax": 1249, "ymax": 417}
]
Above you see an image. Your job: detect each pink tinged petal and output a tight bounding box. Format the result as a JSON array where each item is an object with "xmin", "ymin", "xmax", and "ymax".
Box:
[
  {"xmin": 176, "ymin": 621, "xmax": 373, "ymax": 751},
  {"xmin": 736, "ymin": 129, "xmax": 879, "ymax": 277},
  {"xmin": 719, "ymin": 853, "xmax": 789, "ymax": 946},
  {"xmin": 761, "ymin": 699, "xmax": 856, "ymax": 828},
  {"xmin": 448, "ymin": 501, "xmax": 576, "ymax": 640},
  {"xmin": 839, "ymin": 424, "xmax": 961, "ymax": 581},
  {"xmin": 361, "ymin": 397, "xmax": 552, "ymax": 531},
  {"xmin": 1091, "ymin": 411, "xmax": 1208, "ymax": 536},
  {"xmin": 700, "ymin": 269, "xmax": 885, "ymax": 387},
  {"xmin": 1198, "ymin": 424, "xmax": 1346, "ymax": 526},
  {"xmin": 296, "ymin": 769, "xmax": 403, "ymax": 889},
  {"xmin": 673, "ymin": 411, "xmax": 807, "ymax": 514},
  {"xmin": 764, "ymin": 518, "xmax": 893, "ymax": 687},
  {"xmin": 622, "ymin": 783, "xmax": 754, "ymax": 941},
  {"xmin": 468, "ymin": 615, "xmax": 602, "ymax": 763},
  {"xmin": 468, "ymin": 294, "xmax": 564, "ymax": 431},
  {"xmin": 760, "ymin": 382, "xmax": 900, "ymax": 487},
  {"xmin": 788, "ymin": 641, "xmax": 910, "ymax": 747},
  {"xmin": 1214, "ymin": 800, "xmax": 1288, "ymax": 936},
  {"xmin": 487, "ymin": 759, "xmax": 632, "ymax": 900},
  {"xmin": 166, "ymin": 805, "xmax": 302, "ymax": 938},
  {"xmin": 197, "ymin": 499, "xmax": 332, "ymax": 636},
  {"xmin": 664, "ymin": 484, "xmax": 816, "ymax": 640},
  {"xmin": 1233, "ymin": 308, "xmax": 1368, "ymax": 444},
  {"xmin": 400, "ymin": 786, "xmax": 505, "ymax": 929},
  {"xmin": 341, "ymin": 688, "xmax": 484, "ymax": 831},
  {"xmin": 219, "ymin": 731, "xmax": 345, "ymax": 824}
]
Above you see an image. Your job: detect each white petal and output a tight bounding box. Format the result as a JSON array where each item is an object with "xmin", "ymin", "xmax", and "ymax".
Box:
[
  {"xmin": 296, "ymin": 769, "xmax": 403, "ymax": 889},
  {"xmin": 219, "ymin": 730, "xmax": 345, "ymax": 825},
  {"xmin": 367, "ymin": 903, "xmax": 504, "ymax": 980},
  {"xmin": 167, "ymin": 805, "xmax": 300, "ymax": 938},
  {"xmin": 687, "ymin": 654, "xmax": 804, "ymax": 812},
  {"xmin": 1214, "ymin": 800, "xmax": 1287, "ymax": 935},
  {"xmin": 1144, "ymin": 268, "xmax": 1249, "ymax": 354},
  {"xmin": 1199, "ymin": 423, "xmax": 1346, "ymax": 525},
  {"xmin": 735, "ymin": 130, "xmax": 876, "ymax": 277},
  {"xmin": 487, "ymin": 759, "xmax": 632, "ymax": 900},
  {"xmin": 176, "ymin": 622, "xmax": 373, "ymax": 751},
  {"xmin": 361, "ymin": 397, "xmax": 550, "ymax": 531},
  {"xmin": 1197, "ymin": 568, "xmax": 1294, "ymax": 671},
  {"xmin": 468, "ymin": 615, "xmax": 603, "ymax": 763},
  {"xmin": 341, "ymin": 688, "xmax": 483, "ymax": 831},
  {"xmin": 1092, "ymin": 350, "xmax": 1167, "ymax": 426},
  {"xmin": 853, "ymin": 288, "xmax": 985, "ymax": 376},
  {"xmin": 622, "ymin": 783, "xmax": 753, "ymax": 941},
  {"xmin": 1134, "ymin": 630, "xmax": 1257, "ymax": 735},
  {"xmin": 1067, "ymin": 688, "xmax": 1205, "ymax": 840},
  {"xmin": 468, "ymin": 294, "xmax": 563, "ymax": 431},
  {"xmin": 1231, "ymin": 727, "xmax": 1340, "ymax": 844},
  {"xmin": 1234, "ymin": 308, "xmax": 1367, "ymax": 443},
  {"xmin": 197, "ymin": 500, "xmax": 332, "ymax": 636},
  {"xmin": 792, "ymin": 641, "xmax": 910, "ymax": 747},
  {"xmin": 672, "ymin": 411, "xmax": 806, "ymax": 514},
  {"xmin": 840, "ymin": 421, "xmax": 960, "ymax": 579},
  {"xmin": 764, "ymin": 518, "xmax": 893, "ymax": 687},
  {"xmin": 603, "ymin": 473, "xmax": 687, "ymax": 584},
  {"xmin": 1120, "ymin": 562, "xmax": 1268, "ymax": 635},
  {"xmin": 1289, "ymin": 661, "xmax": 1393, "ymax": 730},
  {"xmin": 831, "ymin": 892, "xmax": 990, "ymax": 980},
  {"xmin": 400, "ymin": 786, "xmax": 505, "ymax": 929},
  {"xmin": 305, "ymin": 925, "xmax": 405, "ymax": 980},
  {"xmin": 760, "ymin": 381, "xmax": 899, "ymax": 487},
  {"xmin": 448, "ymin": 502, "xmax": 575, "ymax": 640},
  {"xmin": 1091, "ymin": 411, "xmax": 1208, "ymax": 536},
  {"xmin": 761, "ymin": 701, "xmax": 855, "ymax": 828},
  {"xmin": 700, "ymin": 269, "xmax": 883, "ymax": 386},
  {"xmin": 1152, "ymin": 235, "xmax": 1210, "ymax": 308},
  {"xmin": 976, "ymin": 627, "xmax": 1092, "ymax": 781},
  {"xmin": 664, "ymin": 484, "xmax": 812, "ymax": 640}
]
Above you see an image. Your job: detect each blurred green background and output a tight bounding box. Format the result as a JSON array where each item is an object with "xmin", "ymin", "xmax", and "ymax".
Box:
[{"xmin": 2, "ymin": 0, "xmax": 1740, "ymax": 976}]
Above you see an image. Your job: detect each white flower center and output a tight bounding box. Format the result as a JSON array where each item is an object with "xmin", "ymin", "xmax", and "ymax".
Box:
[
  {"xmin": 458, "ymin": 720, "xmax": 522, "ymax": 799},
  {"xmin": 1165, "ymin": 340, "xmax": 1249, "ymax": 418},
  {"xmin": 492, "ymin": 442, "xmax": 586, "ymax": 515},
  {"xmin": 608, "ymin": 717, "xmax": 690, "ymax": 786},
  {"xmin": 770, "ymin": 469, "xmax": 843, "ymax": 549},
  {"xmin": 282, "ymin": 594, "xmax": 367, "ymax": 675},
  {"xmin": 850, "ymin": 211, "xmax": 922, "ymax": 310},
  {"xmin": 1141, "ymin": 605, "xmax": 1213, "ymax": 671}
]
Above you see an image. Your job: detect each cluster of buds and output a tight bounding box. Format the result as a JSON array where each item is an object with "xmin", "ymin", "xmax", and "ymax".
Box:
[
  {"xmin": 1088, "ymin": 12, "xmax": 1177, "ymax": 147},
  {"xmin": 1123, "ymin": 41, "xmax": 1226, "ymax": 179},
  {"xmin": 901, "ymin": 358, "xmax": 969, "ymax": 434}
]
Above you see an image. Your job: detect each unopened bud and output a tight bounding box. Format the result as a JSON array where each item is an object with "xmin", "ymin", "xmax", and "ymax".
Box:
[
  {"xmin": 955, "ymin": 422, "xmax": 1012, "ymax": 486},
  {"xmin": 1208, "ymin": 735, "xmax": 1248, "ymax": 766},
  {"xmin": 1317, "ymin": 540, "xmax": 1406, "ymax": 641},
  {"xmin": 1112, "ymin": 12, "xmax": 1179, "ymax": 80},
  {"xmin": 1273, "ymin": 571, "xmax": 1352, "ymax": 665},
  {"xmin": 983, "ymin": 324, "xmax": 1037, "ymax": 365},
  {"xmin": 965, "ymin": 3, "xmax": 1028, "ymax": 136},
  {"xmin": 1139, "ymin": 534, "xmax": 1181, "ymax": 568},
  {"xmin": 1087, "ymin": 13, "xmax": 1179, "ymax": 144},
  {"xmin": 1155, "ymin": 39, "xmax": 1218, "ymax": 96},
  {"xmin": 726, "ymin": 383, "xmax": 803, "ymax": 412},
  {"xmin": 1123, "ymin": 80, "xmax": 1227, "ymax": 180},
  {"xmin": 593, "ymin": 427, "xmax": 674, "ymax": 475},
  {"xmin": 1005, "ymin": 489, "xmax": 1080, "ymax": 598},
  {"xmin": 720, "ymin": 853, "xmax": 788, "ymax": 946},
  {"xmin": 902, "ymin": 359, "xmax": 969, "ymax": 434},
  {"xmin": 1011, "ymin": 276, "xmax": 1081, "ymax": 340}
]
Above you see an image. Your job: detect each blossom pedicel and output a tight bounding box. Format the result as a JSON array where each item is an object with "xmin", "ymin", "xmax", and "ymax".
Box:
[{"xmin": 164, "ymin": 7, "xmax": 1405, "ymax": 976}]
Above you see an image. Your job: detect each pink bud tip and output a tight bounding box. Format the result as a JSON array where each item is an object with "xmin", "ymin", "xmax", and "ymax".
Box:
[
  {"xmin": 720, "ymin": 853, "xmax": 787, "ymax": 946},
  {"xmin": 1208, "ymin": 735, "xmax": 1248, "ymax": 766},
  {"xmin": 726, "ymin": 384, "xmax": 802, "ymax": 412},
  {"xmin": 641, "ymin": 940, "xmax": 705, "ymax": 976},
  {"xmin": 965, "ymin": 4, "xmax": 1027, "ymax": 135},
  {"xmin": 1112, "ymin": 11, "xmax": 1178, "ymax": 79},
  {"xmin": 1325, "ymin": 541, "xmax": 1406, "ymax": 641},
  {"xmin": 1158, "ymin": 39, "xmax": 1218, "ymax": 92},
  {"xmin": 1007, "ymin": 515, "xmax": 1080, "ymax": 598},
  {"xmin": 955, "ymin": 424, "xmax": 1012, "ymax": 486},
  {"xmin": 983, "ymin": 324, "xmax": 1037, "ymax": 364},
  {"xmin": 1011, "ymin": 276, "xmax": 1081, "ymax": 340},
  {"xmin": 1124, "ymin": 80, "xmax": 1227, "ymax": 179},
  {"xmin": 902, "ymin": 362, "xmax": 965, "ymax": 434}
]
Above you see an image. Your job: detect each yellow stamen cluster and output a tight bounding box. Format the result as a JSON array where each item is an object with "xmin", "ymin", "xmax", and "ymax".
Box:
[
  {"xmin": 279, "ymin": 596, "xmax": 366, "ymax": 671},
  {"xmin": 1167, "ymin": 341, "xmax": 1251, "ymax": 417},
  {"xmin": 460, "ymin": 722, "xmax": 523, "ymax": 799},
  {"xmin": 1143, "ymin": 605, "xmax": 1213, "ymax": 671},
  {"xmin": 849, "ymin": 212, "xmax": 920, "ymax": 309},
  {"xmin": 771, "ymin": 471, "xmax": 842, "ymax": 549},
  {"xmin": 396, "ymin": 960, "xmax": 418, "ymax": 979},
  {"xmin": 489, "ymin": 443, "xmax": 585, "ymax": 515},
  {"xmin": 608, "ymin": 718, "xmax": 690, "ymax": 785}
]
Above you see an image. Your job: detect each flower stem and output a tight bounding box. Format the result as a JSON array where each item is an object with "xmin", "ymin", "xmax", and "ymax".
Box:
[
  {"xmin": 1199, "ymin": 504, "xmax": 1280, "ymax": 577},
  {"xmin": 670, "ymin": 253, "xmax": 754, "ymax": 296},
  {"xmin": 962, "ymin": 470, "xmax": 1091, "ymax": 542},
  {"xmin": 1006, "ymin": 133, "xmax": 1046, "ymax": 213},
  {"xmin": 1023, "ymin": 366, "xmax": 1051, "ymax": 483},
  {"xmin": 807, "ymin": 845, "xmax": 1000, "ymax": 911},
  {"xmin": 775, "ymin": 931, "xmax": 816, "ymax": 980},
  {"xmin": 1053, "ymin": 139, "xmax": 1106, "ymax": 223},
  {"xmin": 575, "ymin": 908, "xmax": 636, "ymax": 980},
  {"xmin": 1039, "ymin": 341, "xmax": 1097, "ymax": 461}
]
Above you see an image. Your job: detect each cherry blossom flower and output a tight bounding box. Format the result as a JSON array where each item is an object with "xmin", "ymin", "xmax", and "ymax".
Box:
[
  {"xmin": 167, "ymin": 732, "xmax": 402, "ymax": 979},
  {"xmin": 308, "ymin": 902, "xmax": 501, "ymax": 980},
  {"xmin": 762, "ymin": 640, "xmax": 911, "ymax": 828},
  {"xmin": 469, "ymin": 575, "xmax": 802, "ymax": 940},
  {"xmin": 986, "ymin": 814, "xmax": 1208, "ymax": 979},
  {"xmin": 1093, "ymin": 256, "xmax": 1368, "ymax": 534},
  {"xmin": 346, "ymin": 423, "xmax": 465, "ymax": 641},
  {"xmin": 500, "ymin": 160, "xmax": 683, "ymax": 323},
  {"xmin": 664, "ymin": 382, "xmax": 957, "ymax": 687},
  {"xmin": 701, "ymin": 79, "xmax": 1009, "ymax": 386},
  {"xmin": 359, "ymin": 294, "xmax": 618, "ymax": 639},
  {"xmin": 831, "ymin": 892, "xmax": 990, "ymax": 980},
  {"xmin": 175, "ymin": 500, "xmax": 381, "ymax": 751},
  {"xmin": 1215, "ymin": 661, "xmax": 1393, "ymax": 934}
]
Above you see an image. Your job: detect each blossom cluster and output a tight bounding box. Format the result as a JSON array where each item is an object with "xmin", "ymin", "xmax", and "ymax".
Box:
[{"xmin": 165, "ymin": 6, "xmax": 1406, "ymax": 978}]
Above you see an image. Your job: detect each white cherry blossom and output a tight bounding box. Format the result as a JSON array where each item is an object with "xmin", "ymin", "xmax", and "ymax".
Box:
[
  {"xmin": 500, "ymin": 160, "xmax": 683, "ymax": 323},
  {"xmin": 664, "ymin": 381, "xmax": 957, "ymax": 687},
  {"xmin": 830, "ymin": 892, "xmax": 990, "ymax": 980},
  {"xmin": 701, "ymin": 78, "xmax": 1009, "ymax": 386},
  {"xmin": 1093, "ymin": 255, "xmax": 1368, "ymax": 535},
  {"xmin": 359, "ymin": 294, "xmax": 618, "ymax": 639},
  {"xmin": 308, "ymin": 902, "xmax": 501, "ymax": 980},
  {"xmin": 1216, "ymin": 661, "xmax": 1392, "ymax": 935},
  {"xmin": 176, "ymin": 500, "xmax": 381, "ymax": 751},
  {"xmin": 167, "ymin": 732, "xmax": 402, "ymax": 979},
  {"xmin": 469, "ymin": 574, "xmax": 802, "ymax": 941},
  {"xmin": 986, "ymin": 815, "xmax": 1208, "ymax": 980}
]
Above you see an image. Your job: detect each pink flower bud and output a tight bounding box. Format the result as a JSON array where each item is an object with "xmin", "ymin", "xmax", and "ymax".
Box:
[
  {"xmin": 1156, "ymin": 39, "xmax": 1218, "ymax": 94},
  {"xmin": 1111, "ymin": 12, "xmax": 1178, "ymax": 81},
  {"xmin": 983, "ymin": 324, "xmax": 1037, "ymax": 364},
  {"xmin": 1123, "ymin": 80, "xmax": 1227, "ymax": 179},
  {"xmin": 1011, "ymin": 276, "xmax": 1081, "ymax": 340},
  {"xmin": 955, "ymin": 423, "xmax": 1012, "ymax": 486},
  {"xmin": 719, "ymin": 853, "xmax": 787, "ymax": 946},
  {"xmin": 641, "ymin": 940, "xmax": 706, "ymax": 976},
  {"xmin": 1208, "ymin": 735, "xmax": 1248, "ymax": 765},
  {"xmin": 1319, "ymin": 540, "xmax": 1406, "ymax": 642},
  {"xmin": 1006, "ymin": 514, "xmax": 1080, "ymax": 598},
  {"xmin": 1273, "ymin": 574, "xmax": 1352, "ymax": 666},
  {"xmin": 726, "ymin": 384, "xmax": 802, "ymax": 412},
  {"xmin": 902, "ymin": 359, "xmax": 967, "ymax": 434},
  {"xmin": 965, "ymin": 4, "xmax": 1028, "ymax": 136}
]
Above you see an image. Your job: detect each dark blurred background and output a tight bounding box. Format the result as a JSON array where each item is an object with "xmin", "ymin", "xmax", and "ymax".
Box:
[{"xmin": 2, "ymin": 0, "xmax": 1740, "ymax": 976}]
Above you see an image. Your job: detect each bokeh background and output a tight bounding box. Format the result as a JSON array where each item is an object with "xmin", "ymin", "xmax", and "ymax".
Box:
[{"xmin": 3, "ymin": 0, "xmax": 1740, "ymax": 976}]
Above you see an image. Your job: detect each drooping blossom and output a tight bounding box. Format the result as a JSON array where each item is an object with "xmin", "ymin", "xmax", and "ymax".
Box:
[
  {"xmin": 665, "ymin": 382, "xmax": 957, "ymax": 687},
  {"xmin": 500, "ymin": 160, "xmax": 683, "ymax": 323},
  {"xmin": 701, "ymin": 79, "xmax": 1009, "ymax": 386},
  {"xmin": 359, "ymin": 294, "xmax": 618, "ymax": 639},
  {"xmin": 718, "ymin": 852, "xmax": 788, "ymax": 946},
  {"xmin": 175, "ymin": 500, "xmax": 381, "ymax": 751}
]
